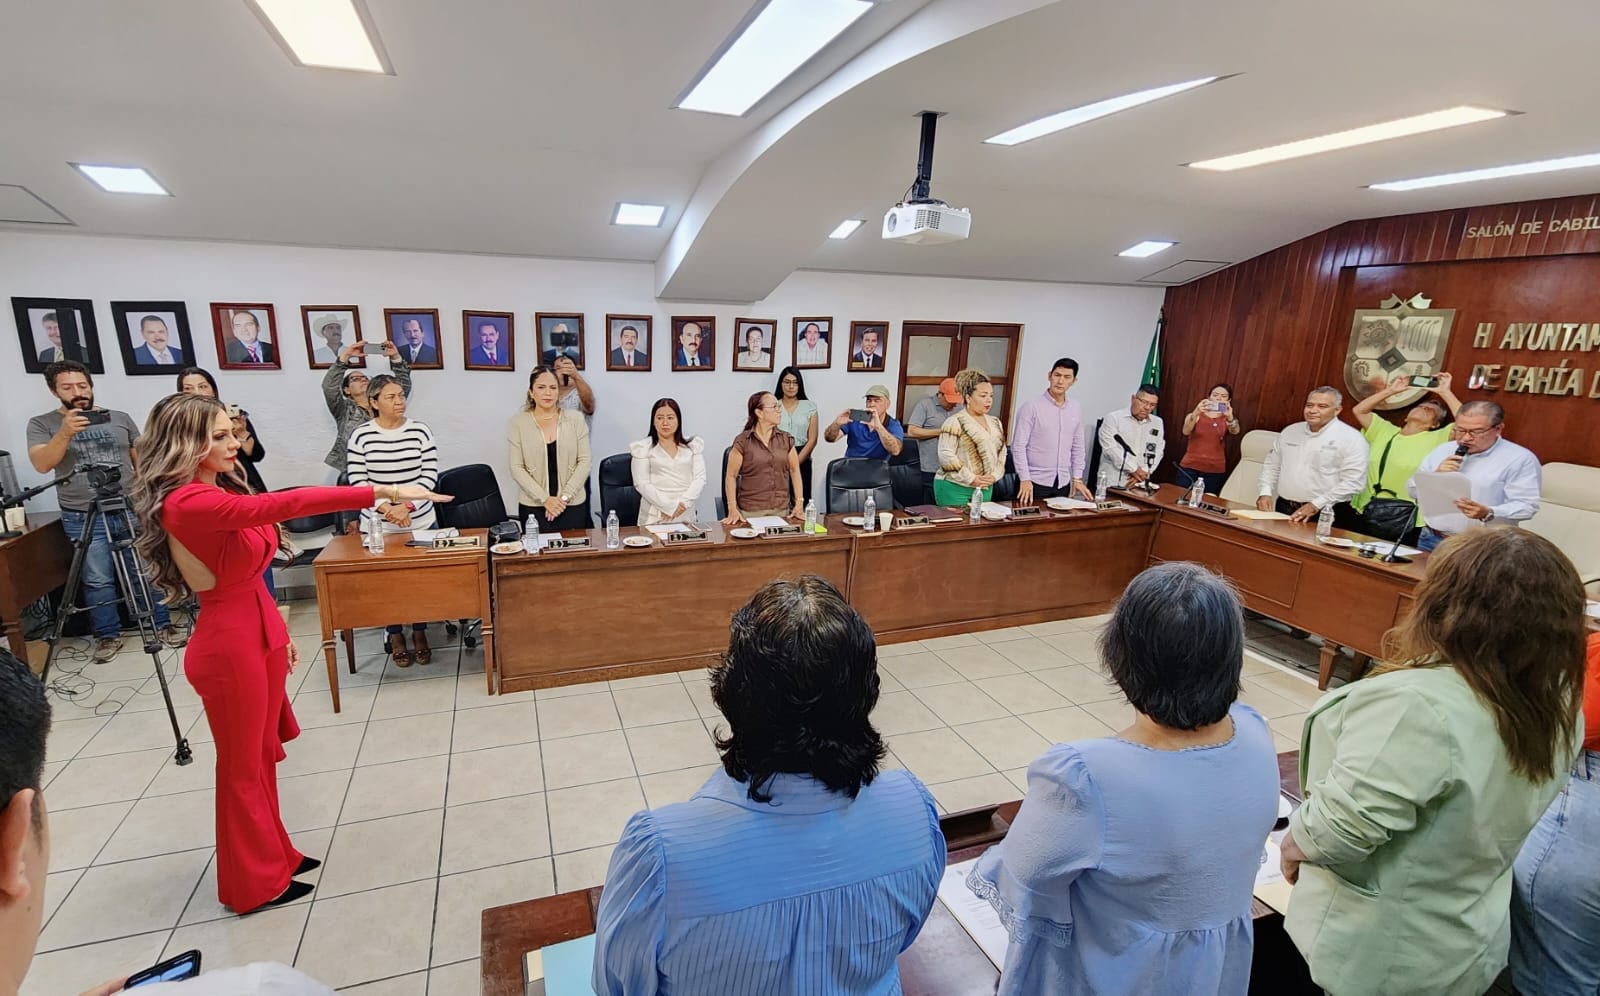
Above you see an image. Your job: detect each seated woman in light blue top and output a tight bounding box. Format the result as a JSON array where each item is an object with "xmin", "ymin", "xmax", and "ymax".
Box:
[
  {"xmin": 968, "ymin": 562, "xmax": 1280, "ymax": 996},
  {"xmin": 593, "ymin": 575, "xmax": 945, "ymax": 995}
]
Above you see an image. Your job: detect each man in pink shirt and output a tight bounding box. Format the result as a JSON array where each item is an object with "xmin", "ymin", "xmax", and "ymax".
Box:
[{"xmin": 1012, "ymin": 357, "xmax": 1095, "ymax": 504}]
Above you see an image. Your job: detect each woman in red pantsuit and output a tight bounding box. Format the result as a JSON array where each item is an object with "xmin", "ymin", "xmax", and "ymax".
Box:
[{"xmin": 133, "ymin": 394, "xmax": 448, "ymax": 913}]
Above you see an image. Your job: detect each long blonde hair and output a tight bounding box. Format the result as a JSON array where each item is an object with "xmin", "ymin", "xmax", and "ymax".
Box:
[{"xmin": 132, "ymin": 393, "xmax": 280, "ymax": 604}]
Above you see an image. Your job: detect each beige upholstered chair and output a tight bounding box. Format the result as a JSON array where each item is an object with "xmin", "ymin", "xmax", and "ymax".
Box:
[
  {"xmin": 1219, "ymin": 430, "xmax": 1280, "ymax": 506},
  {"xmin": 1523, "ymin": 462, "xmax": 1600, "ymax": 596}
]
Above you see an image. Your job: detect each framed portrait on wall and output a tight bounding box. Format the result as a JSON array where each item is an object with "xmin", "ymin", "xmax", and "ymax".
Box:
[
  {"xmin": 848, "ymin": 321, "xmax": 889, "ymax": 371},
  {"xmin": 463, "ymin": 310, "xmax": 515, "ymax": 371},
  {"xmin": 733, "ymin": 318, "xmax": 776, "ymax": 372},
  {"xmin": 211, "ymin": 303, "xmax": 280, "ymax": 370},
  {"xmin": 536, "ymin": 313, "xmax": 585, "ymax": 368},
  {"xmin": 792, "ymin": 316, "xmax": 831, "ymax": 369},
  {"xmin": 384, "ymin": 309, "xmax": 443, "ymax": 369},
  {"xmin": 605, "ymin": 314, "xmax": 651, "ymax": 371},
  {"xmin": 671, "ymin": 315, "xmax": 715, "ymax": 371},
  {"xmin": 302, "ymin": 306, "xmax": 364, "ymax": 369},
  {"xmin": 11, "ymin": 297, "xmax": 103, "ymax": 375},
  {"xmin": 110, "ymin": 301, "xmax": 196, "ymax": 376}
]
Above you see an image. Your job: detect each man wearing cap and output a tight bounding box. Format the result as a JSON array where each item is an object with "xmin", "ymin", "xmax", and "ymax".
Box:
[
  {"xmin": 311, "ymin": 317, "xmax": 347, "ymax": 366},
  {"xmin": 825, "ymin": 385, "xmax": 905, "ymax": 460},
  {"xmin": 905, "ymin": 378, "xmax": 964, "ymax": 503},
  {"xmin": 321, "ymin": 339, "xmax": 411, "ymax": 474}
]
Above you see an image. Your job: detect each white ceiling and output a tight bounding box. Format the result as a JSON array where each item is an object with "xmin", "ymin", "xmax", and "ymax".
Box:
[{"xmin": 3, "ymin": 0, "xmax": 1599, "ymax": 302}]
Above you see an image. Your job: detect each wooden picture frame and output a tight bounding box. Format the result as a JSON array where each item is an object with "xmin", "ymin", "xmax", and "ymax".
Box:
[
  {"xmin": 110, "ymin": 301, "xmax": 196, "ymax": 376},
  {"xmin": 792, "ymin": 316, "xmax": 832, "ymax": 369},
  {"xmin": 535, "ymin": 312, "xmax": 585, "ymax": 369},
  {"xmin": 11, "ymin": 297, "xmax": 103, "ymax": 375},
  {"xmin": 848, "ymin": 321, "xmax": 890, "ymax": 372},
  {"xmin": 385, "ymin": 309, "xmax": 444, "ymax": 369},
  {"xmin": 605, "ymin": 314, "xmax": 652, "ymax": 371},
  {"xmin": 211, "ymin": 302, "xmax": 281, "ymax": 370},
  {"xmin": 302, "ymin": 306, "xmax": 364, "ymax": 369},
  {"xmin": 733, "ymin": 318, "xmax": 777, "ymax": 372},
  {"xmin": 463, "ymin": 310, "xmax": 516, "ymax": 371},
  {"xmin": 670, "ymin": 315, "xmax": 715, "ymax": 371}
]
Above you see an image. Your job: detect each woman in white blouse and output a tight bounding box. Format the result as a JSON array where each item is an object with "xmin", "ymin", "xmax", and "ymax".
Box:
[{"xmin": 629, "ymin": 398, "xmax": 707, "ymax": 525}]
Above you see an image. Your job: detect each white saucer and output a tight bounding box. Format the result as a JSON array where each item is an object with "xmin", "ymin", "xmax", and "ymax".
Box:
[
  {"xmin": 490, "ymin": 541, "xmax": 522, "ymax": 555},
  {"xmin": 1044, "ymin": 497, "xmax": 1074, "ymax": 510},
  {"xmin": 841, "ymin": 515, "xmax": 865, "ymax": 527},
  {"xmin": 1316, "ymin": 536, "xmax": 1357, "ymax": 548},
  {"xmin": 729, "ymin": 527, "xmax": 760, "ymax": 539},
  {"xmin": 622, "ymin": 536, "xmax": 652, "ymax": 548},
  {"xmin": 980, "ymin": 509, "xmax": 1010, "ymax": 521}
]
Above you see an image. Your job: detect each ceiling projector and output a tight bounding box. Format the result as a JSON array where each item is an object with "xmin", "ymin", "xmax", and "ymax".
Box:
[
  {"xmin": 882, "ymin": 111, "xmax": 969, "ymax": 245},
  {"xmin": 882, "ymin": 203, "xmax": 971, "ymax": 245}
]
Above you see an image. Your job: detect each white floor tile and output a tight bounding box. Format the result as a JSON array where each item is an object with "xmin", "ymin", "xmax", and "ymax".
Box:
[
  {"xmin": 612, "ymin": 683, "xmax": 699, "ymax": 727},
  {"xmin": 553, "ymin": 844, "xmax": 616, "ymax": 894},
  {"xmin": 97, "ymin": 788, "xmax": 216, "ymax": 864},
  {"xmin": 546, "ymin": 778, "xmax": 645, "ymax": 854},
  {"xmin": 290, "ymin": 682, "xmax": 379, "ymax": 729},
  {"xmin": 45, "ymin": 715, "xmax": 109, "ymax": 763},
  {"xmin": 970, "ymin": 674, "xmax": 1072, "ymax": 715},
  {"xmin": 974, "ymin": 626, "xmax": 1034, "ymax": 644},
  {"xmin": 610, "ymin": 671, "xmax": 682, "ymax": 690},
  {"xmin": 991, "ymin": 638, "xmax": 1075, "ymax": 673},
  {"xmin": 445, "ymin": 741, "xmax": 544, "ymax": 806},
  {"xmin": 294, "ymin": 879, "xmax": 436, "ymax": 989},
  {"xmin": 428, "ymin": 959, "xmax": 481, "ymax": 994},
  {"xmin": 921, "ymin": 633, "xmax": 980, "ymax": 651},
  {"xmin": 45, "ymin": 748, "xmax": 170, "ymax": 810},
  {"xmin": 451, "ymin": 699, "xmax": 541, "ymax": 752},
  {"xmin": 356, "ymin": 712, "xmax": 454, "ymax": 766},
  {"xmin": 1021, "ymin": 706, "xmax": 1117, "ymax": 745},
  {"xmin": 932, "ymin": 644, "xmax": 1021, "ymax": 681},
  {"xmin": 1030, "ymin": 665, "xmax": 1119, "ymax": 705},
  {"xmin": 46, "ymin": 800, "xmax": 134, "ymax": 871},
  {"xmin": 369, "ymin": 674, "xmax": 459, "ymax": 721},
  {"xmin": 877, "ymin": 652, "xmax": 964, "ymax": 689},
  {"xmin": 279, "ymin": 769, "xmax": 353, "ymax": 834},
  {"xmin": 338, "ymin": 972, "xmax": 428, "ymax": 995},
  {"xmin": 163, "ymin": 902, "xmax": 310, "ymax": 967},
  {"xmin": 928, "ymin": 773, "xmax": 1019, "ymax": 814},
  {"xmin": 887, "ymin": 728, "xmax": 995, "ymax": 784},
  {"xmin": 1045, "ymin": 630, "xmax": 1104, "ymax": 665},
  {"xmin": 910, "ymin": 682, "xmax": 1010, "ymax": 726},
  {"xmin": 870, "ymin": 691, "xmax": 944, "ymax": 736},
  {"xmin": 144, "ymin": 742, "xmax": 217, "ymax": 797},
  {"xmin": 36, "ymin": 848, "xmax": 209, "ymax": 951},
  {"xmin": 624, "ymin": 720, "xmax": 719, "ymax": 776},
  {"xmin": 318, "ymin": 809, "xmax": 443, "ymax": 897},
  {"xmin": 542, "ymin": 730, "xmax": 636, "ymax": 790},
  {"xmin": 440, "ymin": 792, "xmax": 551, "ymax": 875},
  {"xmin": 277, "ymin": 723, "xmax": 366, "ymax": 778},
  {"xmin": 951, "ymin": 717, "xmax": 1052, "ymax": 771},
  {"xmin": 179, "ymin": 828, "xmax": 332, "ymax": 926},
  {"xmin": 431, "ymin": 859, "xmax": 554, "ymax": 966},
  {"xmin": 535, "ymin": 690, "xmax": 620, "ymax": 740},
  {"xmin": 77, "ymin": 707, "xmax": 203, "ymax": 758},
  {"xmin": 534, "ymin": 678, "xmax": 611, "ymax": 701},
  {"xmin": 341, "ymin": 755, "xmax": 450, "ymax": 822},
  {"xmin": 20, "ymin": 930, "xmax": 168, "ymax": 996},
  {"xmin": 41, "ymin": 867, "xmax": 83, "ymax": 930}
]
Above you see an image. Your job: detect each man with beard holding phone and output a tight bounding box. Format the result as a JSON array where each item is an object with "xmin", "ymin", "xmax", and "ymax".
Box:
[{"xmin": 25, "ymin": 361, "xmax": 186, "ymax": 662}]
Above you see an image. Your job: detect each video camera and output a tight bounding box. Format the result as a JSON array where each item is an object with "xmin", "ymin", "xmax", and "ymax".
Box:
[{"xmin": 81, "ymin": 463, "xmax": 123, "ymax": 497}]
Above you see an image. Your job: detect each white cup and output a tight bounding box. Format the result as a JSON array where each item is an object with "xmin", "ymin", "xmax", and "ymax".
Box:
[
  {"xmin": 877, "ymin": 511, "xmax": 892, "ymax": 532},
  {"xmin": 4, "ymin": 507, "xmax": 25, "ymax": 532}
]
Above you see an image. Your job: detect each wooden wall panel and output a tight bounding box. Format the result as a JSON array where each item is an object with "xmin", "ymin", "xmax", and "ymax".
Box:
[{"xmin": 1161, "ymin": 193, "xmax": 1600, "ymax": 474}]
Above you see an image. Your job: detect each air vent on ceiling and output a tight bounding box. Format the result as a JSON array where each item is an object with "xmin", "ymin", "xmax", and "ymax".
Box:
[
  {"xmin": 1137, "ymin": 259, "xmax": 1230, "ymax": 285},
  {"xmin": 0, "ymin": 184, "xmax": 74, "ymax": 225}
]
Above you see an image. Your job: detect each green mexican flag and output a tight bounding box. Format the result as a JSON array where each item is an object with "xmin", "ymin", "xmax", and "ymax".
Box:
[{"xmin": 1142, "ymin": 311, "xmax": 1164, "ymax": 387}]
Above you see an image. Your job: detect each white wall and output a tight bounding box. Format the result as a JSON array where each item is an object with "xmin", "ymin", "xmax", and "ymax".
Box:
[{"xmin": 1, "ymin": 232, "xmax": 1162, "ymax": 519}]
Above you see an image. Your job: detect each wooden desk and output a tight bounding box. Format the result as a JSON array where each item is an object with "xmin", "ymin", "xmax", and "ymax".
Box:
[
  {"xmin": 1122, "ymin": 485, "xmax": 1426, "ymax": 688},
  {"xmin": 312, "ymin": 531, "xmax": 493, "ymax": 711},
  {"xmin": 0, "ymin": 514, "xmax": 71, "ymax": 663},
  {"xmin": 481, "ymin": 754, "xmax": 1309, "ymax": 996}
]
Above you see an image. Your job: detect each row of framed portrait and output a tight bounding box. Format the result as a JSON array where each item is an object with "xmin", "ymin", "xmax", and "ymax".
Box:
[{"xmin": 11, "ymin": 297, "xmax": 894, "ymax": 376}]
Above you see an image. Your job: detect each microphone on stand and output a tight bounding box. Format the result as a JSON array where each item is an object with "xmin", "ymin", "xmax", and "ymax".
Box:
[{"xmin": 1112, "ymin": 433, "xmax": 1134, "ymax": 489}]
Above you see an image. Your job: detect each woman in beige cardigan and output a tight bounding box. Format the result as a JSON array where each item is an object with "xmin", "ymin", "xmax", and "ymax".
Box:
[{"xmin": 508, "ymin": 366, "xmax": 592, "ymax": 532}]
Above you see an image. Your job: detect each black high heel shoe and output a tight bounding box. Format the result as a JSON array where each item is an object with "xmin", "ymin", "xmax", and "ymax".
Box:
[
  {"xmin": 242, "ymin": 879, "xmax": 315, "ymax": 915},
  {"xmin": 296, "ymin": 856, "xmax": 322, "ymax": 876}
]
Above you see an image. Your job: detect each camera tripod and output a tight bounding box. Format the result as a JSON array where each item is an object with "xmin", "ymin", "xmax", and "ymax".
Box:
[{"xmin": 41, "ymin": 487, "xmax": 192, "ymax": 766}]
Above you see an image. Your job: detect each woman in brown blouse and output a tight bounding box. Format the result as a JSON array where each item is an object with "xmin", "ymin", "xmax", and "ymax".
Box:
[
  {"xmin": 722, "ymin": 391, "xmax": 805, "ymax": 526},
  {"xmin": 1176, "ymin": 383, "xmax": 1240, "ymax": 490}
]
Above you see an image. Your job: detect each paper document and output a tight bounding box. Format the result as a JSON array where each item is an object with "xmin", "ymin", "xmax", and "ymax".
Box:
[
  {"xmin": 1254, "ymin": 838, "xmax": 1293, "ymax": 913},
  {"xmin": 1412, "ymin": 471, "xmax": 1479, "ymax": 536},
  {"xmin": 937, "ymin": 858, "xmax": 1009, "ymax": 968},
  {"xmin": 979, "ymin": 502, "xmax": 1012, "ymax": 519},
  {"xmin": 746, "ymin": 515, "xmax": 791, "ymax": 530},
  {"xmin": 644, "ymin": 522, "xmax": 692, "ymax": 537},
  {"xmin": 409, "ymin": 527, "xmax": 458, "ymax": 542},
  {"xmin": 523, "ymin": 932, "xmax": 597, "ymax": 995},
  {"xmin": 1587, "ymin": 601, "xmax": 1600, "ymax": 620},
  {"xmin": 1230, "ymin": 509, "xmax": 1290, "ymax": 521}
]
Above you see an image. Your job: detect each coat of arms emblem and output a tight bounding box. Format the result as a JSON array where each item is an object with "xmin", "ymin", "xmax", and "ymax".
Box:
[{"xmin": 1342, "ymin": 293, "xmax": 1455, "ymax": 410}]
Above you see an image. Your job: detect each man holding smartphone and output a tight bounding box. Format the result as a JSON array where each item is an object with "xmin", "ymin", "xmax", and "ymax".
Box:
[
  {"xmin": 25, "ymin": 361, "xmax": 186, "ymax": 662},
  {"xmin": 824, "ymin": 384, "xmax": 905, "ymax": 459}
]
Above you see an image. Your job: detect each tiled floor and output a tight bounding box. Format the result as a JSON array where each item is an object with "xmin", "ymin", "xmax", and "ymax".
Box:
[{"xmin": 28, "ymin": 603, "xmax": 1330, "ymax": 993}]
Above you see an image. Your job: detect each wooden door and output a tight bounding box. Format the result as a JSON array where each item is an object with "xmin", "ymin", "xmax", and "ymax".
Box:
[{"xmin": 895, "ymin": 321, "xmax": 1023, "ymax": 429}]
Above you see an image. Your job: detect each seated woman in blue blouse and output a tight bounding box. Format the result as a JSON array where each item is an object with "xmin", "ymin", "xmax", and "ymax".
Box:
[
  {"xmin": 968, "ymin": 562, "xmax": 1280, "ymax": 995},
  {"xmin": 592, "ymin": 575, "xmax": 945, "ymax": 995}
]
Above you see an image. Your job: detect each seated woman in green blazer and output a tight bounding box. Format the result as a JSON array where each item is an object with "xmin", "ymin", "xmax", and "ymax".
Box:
[{"xmin": 1279, "ymin": 528, "xmax": 1586, "ymax": 996}]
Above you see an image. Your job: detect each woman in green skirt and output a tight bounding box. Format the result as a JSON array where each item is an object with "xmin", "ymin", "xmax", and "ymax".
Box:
[{"xmin": 934, "ymin": 368, "xmax": 1005, "ymax": 507}]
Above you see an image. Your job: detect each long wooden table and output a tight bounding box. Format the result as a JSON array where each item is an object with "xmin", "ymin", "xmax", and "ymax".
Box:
[
  {"xmin": 312, "ymin": 530, "xmax": 493, "ymax": 711},
  {"xmin": 1121, "ymin": 484, "xmax": 1427, "ymax": 688},
  {"xmin": 481, "ymin": 752, "xmax": 1313, "ymax": 996},
  {"xmin": 490, "ymin": 504, "xmax": 1156, "ymax": 694},
  {"xmin": 0, "ymin": 514, "xmax": 71, "ymax": 664}
]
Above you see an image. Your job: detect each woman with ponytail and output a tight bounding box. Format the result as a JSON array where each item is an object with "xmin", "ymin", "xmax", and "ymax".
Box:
[{"xmin": 133, "ymin": 394, "xmax": 449, "ymax": 915}]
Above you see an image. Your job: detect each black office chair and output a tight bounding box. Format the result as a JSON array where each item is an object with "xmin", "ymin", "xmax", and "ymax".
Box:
[
  {"xmin": 714, "ymin": 446, "xmax": 733, "ymax": 520},
  {"xmin": 597, "ymin": 454, "xmax": 641, "ymax": 527},
  {"xmin": 889, "ymin": 446, "xmax": 924, "ymax": 509},
  {"xmin": 992, "ymin": 451, "xmax": 1020, "ymax": 503},
  {"xmin": 825, "ymin": 458, "xmax": 894, "ymax": 514},
  {"xmin": 434, "ymin": 464, "xmax": 508, "ymax": 650},
  {"xmin": 1088, "ymin": 416, "xmax": 1106, "ymax": 491}
]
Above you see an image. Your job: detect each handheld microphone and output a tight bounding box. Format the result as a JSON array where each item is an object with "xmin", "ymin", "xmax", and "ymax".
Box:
[{"xmin": 1454, "ymin": 443, "xmax": 1469, "ymax": 458}]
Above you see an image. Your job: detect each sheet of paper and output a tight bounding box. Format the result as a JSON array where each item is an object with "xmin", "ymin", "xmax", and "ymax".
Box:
[
  {"xmin": 1229, "ymin": 509, "xmax": 1290, "ymax": 520},
  {"xmin": 644, "ymin": 522, "xmax": 691, "ymax": 537},
  {"xmin": 409, "ymin": 527, "xmax": 458, "ymax": 543},
  {"xmin": 937, "ymin": 857, "xmax": 1009, "ymax": 969},
  {"xmin": 746, "ymin": 515, "xmax": 791, "ymax": 530},
  {"xmin": 1588, "ymin": 601, "xmax": 1600, "ymax": 620},
  {"xmin": 523, "ymin": 932, "xmax": 597, "ymax": 995},
  {"xmin": 979, "ymin": 502, "xmax": 1012, "ymax": 518},
  {"xmin": 1253, "ymin": 838, "xmax": 1294, "ymax": 914},
  {"xmin": 1412, "ymin": 471, "xmax": 1478, "ymax": 536}
]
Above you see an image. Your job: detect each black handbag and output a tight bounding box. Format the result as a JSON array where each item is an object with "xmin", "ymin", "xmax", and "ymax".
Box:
[{"xmin": 1359, "ymin": 436, "xmax": 1417, "ymax": 539}]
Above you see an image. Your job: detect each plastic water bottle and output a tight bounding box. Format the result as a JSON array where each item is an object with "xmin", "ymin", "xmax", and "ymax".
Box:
[
  {"xmin": 1095, "ymin": 470, "xmax": 1109, "ymax": 502},
  {"xmin": 1316, "ymin": 504, "xmax": 1334, "ymax": 539},
  {"xmin": 969, "ymin": 486, "xmax": 983, "ymax": 523},
  {"xmin": 1187, "ymin": 477, "xmax": 1205, "ymax": 507},
  {"xmin": 803, "ymin": 499, "xmax": 817, "ymax": 534},
  {"xmin": 862, "ymin": 493, "xmax": 877, "ymax": 532},
  {"xmin": 605, "ymin": 509, "xmax": 621, "ymax": 549},
  {"xmin": 366, "ymin": 514, "xmax": 385, "ymax": 554}
]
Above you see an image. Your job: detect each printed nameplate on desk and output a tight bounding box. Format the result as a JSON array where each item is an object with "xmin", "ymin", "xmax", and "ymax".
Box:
[
  {"xmin": 430, "ymin": 535, "xmax": 482, "ymax": 549},
  {"xmin": 664, "ymin": 529, "xmax": 709, "ymax": 545},
  {"xmin": 1095, "ymin": 500, "xmax": 1123, "ymax": 512},
  {"xmin": 1195, "ymin": 502, "xmax": 1232, "ymax": 517},
  {"xmin": 760, "ymin": 523, "xmax": 803, "ymax": 537},
  {"xmin": 893, "ymin": 515, "xmax": 932, "ymax": 529},
  {"xmin": 1009, "ymin": 505, "xmax": 1043, "ymax": 519},
  {"xmin": 544, "ymin": 536, "xmax": 592, "ymax": 551}
]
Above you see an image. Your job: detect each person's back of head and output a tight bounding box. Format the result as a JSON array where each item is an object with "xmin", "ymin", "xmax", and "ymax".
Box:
[
  {"xmin": 711, "ymin": 575, "xmax": 886, "ymax": 802},
  {"xmin": 0, "ymin": 649, "xmax": 52, "ymax": 993}
]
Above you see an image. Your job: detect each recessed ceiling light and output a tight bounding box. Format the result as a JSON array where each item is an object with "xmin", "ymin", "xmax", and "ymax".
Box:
[
  {"xmin": 1188, "ymin": 105, "xmax": 1509, "ymax": 171},
  {"xmin": 613, "ymin": 202, "xmax": 666, "ymax": 227},
  {"xmin": 1369, "ymin": 151, "xmax": 1600, "ymax": 191},
  {"xmin": 71, "ymin": 163, "xmax": 170, "ymax": 196},
  {"xmin": 828, "ymin": 219, "xmax": 865, "ymax": 239},
  {"xmin": 985, "ymin": 76, "xmax": 1221, "ymax": 146},
  {"xmin": 1119, "ymin": 240, "xmax": 1177, "ymax": 258},
  {"xmin": 248, "ymin": 0, "xmax": 392, "ymax": 74},
  {"xmin": 676, "ymin": 0, "xmax": 873, "ymax": 117}
]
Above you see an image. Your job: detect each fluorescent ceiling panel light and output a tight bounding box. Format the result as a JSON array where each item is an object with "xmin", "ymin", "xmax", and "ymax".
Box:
[
  {"xmin": 249, "ymin": 0, "xmax": 391, "ymax": 73},
  {"xmin": 1189, "ymin": 105, "xmax": 1508, "ymax": 171},
  {"xmin": 71, "ymin": 164, "xmax": 170, "ymax": 196},
  {"xmin": 1119, "ymin": 240, "xmax": 1177, "ymax": 258},
  {"xmin": 613, "ymin": 202, "xmax": 666, "ymax": 227},
  {"xmin": 828, "ymin": 219, "xmax": 864, "ymax": 239},
  {"xmin": 985, "ymin": 76, "xmax": 1220, "ymax": 146},
  {"xmin": 1369, "ymin": 151, "xmax": 1600, "ymax": 191},
  {"xmin": 676, "ymin": 0, "xmax": 873, "ymax": 116}
]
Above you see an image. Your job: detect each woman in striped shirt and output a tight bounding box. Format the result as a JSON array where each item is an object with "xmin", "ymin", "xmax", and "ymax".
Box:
[
  {"xmin": 934, "ymin": 368, "xmax": 1005, "ymax": 506},
  {"xmin": 346, "ymin": 374, "xmax": 440, "ymax": 666}
]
